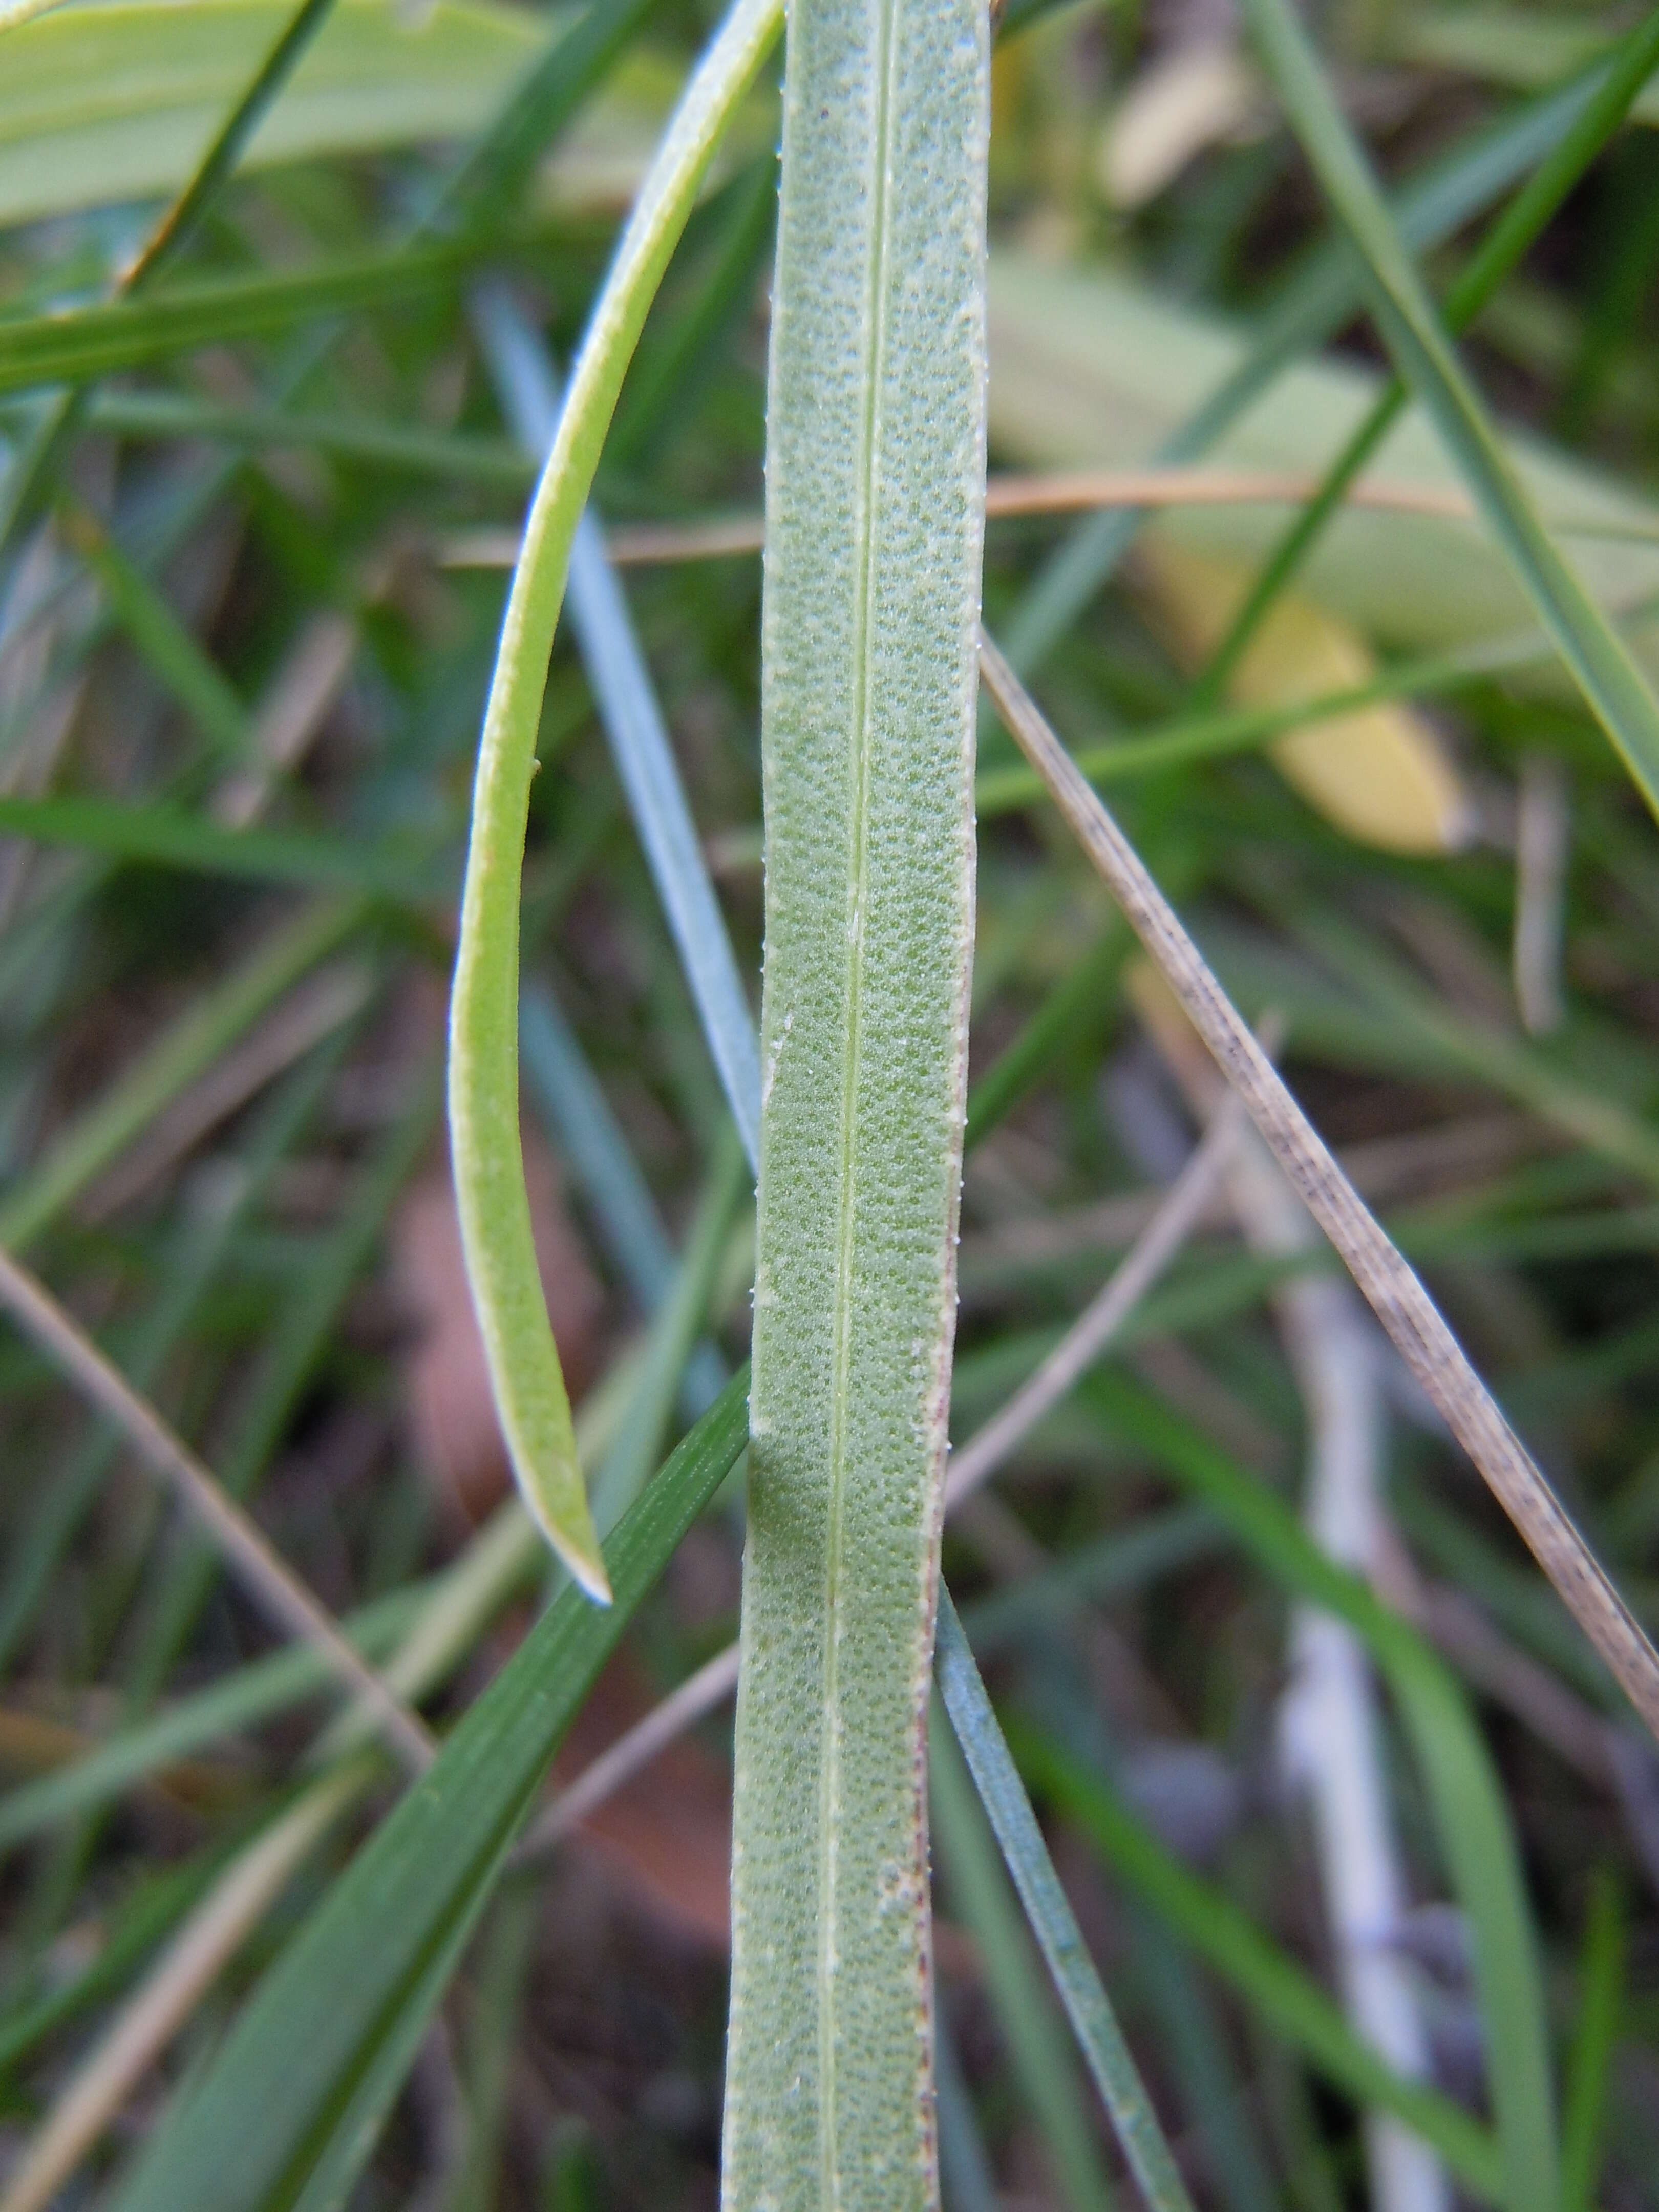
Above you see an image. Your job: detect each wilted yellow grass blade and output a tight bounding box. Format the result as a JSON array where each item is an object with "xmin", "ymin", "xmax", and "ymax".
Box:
[{"xmin": 1136, "ymin": 538, "xmax": 1474, "ymax": 853}]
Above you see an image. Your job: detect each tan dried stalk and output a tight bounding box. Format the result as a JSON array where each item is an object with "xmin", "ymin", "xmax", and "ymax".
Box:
[{"xmin": 976, "ymin": 627, "xmax": 1659, "ymax": 1742}]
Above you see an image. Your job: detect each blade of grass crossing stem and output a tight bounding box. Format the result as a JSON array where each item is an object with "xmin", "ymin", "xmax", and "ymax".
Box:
[
  {"xmin": 999, "ymin": 57, "xmax": 1630, "ymax": 676},
  {"xmin": 1562, "ymin": 1871, "xmax": 1625, "ymax": 2212},
  {"xmin": 1198, "ymin": 5, "xmax": 1659, "ymax": 703},
  {"xmin": 106, "ymin": 1376, "xmax": 750, "ymax": 2212},
  {"xmin": 934, "ymin": 1595, "xmax": 1197, "ymax": 2212},
  {"xmin": 0, "ymin": 894, "xmax": 366, "ymax": 1252},
  {"xmin": 585, "ymin": 1123, "xmax": 747, "ymax": 1534},
  {"xmin": 720, "ymin": 2, "xmax": 988, "ymax": 2205},
  {"xmin": 1085, "ymin": 1371, "xmax": 1559, "ymax": 2212},
  {"xmin": 472, "ymin": 284, "xmax": 763, "ymax": 1171},
  {"xmin": 1241, "ymin": 0, "xmax": 1659, "ymax": 817},
  {"xmin": 930, "ymin": 1707, "xmax": 1115, "ymax": 2212},
  {"xmin": 447, "ymin": 0, "xmax": 779, "ymax": 1600},
  {"xmin": 1007, "ymin": 1728, "xmax": 1502, "ymax": 2200}
]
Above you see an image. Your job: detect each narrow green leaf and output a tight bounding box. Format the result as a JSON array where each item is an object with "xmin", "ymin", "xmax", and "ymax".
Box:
[
  {"xmin": 1390, "ymin": 6, "xmax": 1659, "ymax": 119},
  {"xmin": 63, "ymin": 506, "xmax": 249, "ymax": 758},
  {"xmin": 1010, "ymin": 1727, "xmax": 1503, "ymax": 2200},
  {"xmin": 719, "ymin": 1, "xmax": 989, "ymax": 2204},
  {"xmin": 433, "ymin": 0, "xmax": 657, "ymax": 232},
  {"xmin": 0, "ymin": 892, "xmax": 367, "ymax": 1253},
  {"xmin": 0, "ymin": 1589, "xmax": 422, "ymax": 1853},
  {"xmin": 998, "ymin": 55, "xmax": 1632, "ymax": 675},
  {"xmin": 1241, "ymin": 0, "xmax": 1659, "ymax": 816},
  {"xmin": 1199, "ymin": 3, "xmax": 1659, "ymax": 701},
  {"xmin": 76, "ymin": 390, "xmax": 532, "ymax": 481},
  {"xmin": 1562, "ymin": 1870, "xmax": 1625, "ymax": 2212},
  {"xmin": 0, "ymin": 1039, "xmax": 343, "ymax": 1676},
  {"xmin": 0, "ymin": 240, "xmax": 487, "ymax": 401},
  {"xmin": 0, "ymin": 792, "xmax": 437, "ymax": 897},
  {"xmin": 106, "ymin": 1374, "xmax": 751, "ymax": 2212},
  {"xmin": 1087, "ymin": 1371, "xmax": 1560, "ymax": 2212},
  {"xmin": 930, "ymin": 1707, "xmax": 1115, "ymax": 2212},
  {"xmin": 934, "ymin": 1596, "xmax": 1197, "ymax": 2212},
  {"xmin": 448, "ymin": 0, "xmax": 780, "ymax": 1600},
  {"xmin": 965, "ymin": 922, "xmax": 1125, "ymax": 1145}
]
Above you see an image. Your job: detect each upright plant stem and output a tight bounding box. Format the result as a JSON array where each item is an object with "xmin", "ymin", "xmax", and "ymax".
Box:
[{"xmin": 720, "ymin": 1, "xmax": 990, "ymax": 2205}]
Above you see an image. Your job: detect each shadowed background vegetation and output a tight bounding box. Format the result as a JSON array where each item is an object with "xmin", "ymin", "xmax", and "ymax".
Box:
[{"xmin": 3, "ymin": 0, "xmax": 1659, "ymax": 2205}]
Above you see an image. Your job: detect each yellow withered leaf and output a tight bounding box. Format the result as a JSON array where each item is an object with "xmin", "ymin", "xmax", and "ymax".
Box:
[{"xmin": 1135, "ymin": 537, "xmax": 1475, "ymax": 855}]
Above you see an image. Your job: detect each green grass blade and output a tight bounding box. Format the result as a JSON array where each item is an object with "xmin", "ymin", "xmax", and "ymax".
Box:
[
  {"xmin": 0, "ymin": 892, "xmax": 366, "ymax": 1252},
  {"xmin": 1010, "ymin": 1726, "xmax": 1501, "ymax": 2200},
  {"xmin": 1087, "ymin": 1372, "xmax": 1560, "ymax": 2212},
  {"xmin": 1562, "ymin": 1870, "xmax": 1625, "ymax": 2212},
  {"xmin": 975, "ymin": 611, "xmax": 1653, "ymax": 816},
  {"xmin": 720, "ymin": 0, "xmax": 988, "ymax": 2201},
  {"xmin": 105, "ymin": 1374, "xmax": 751, "ymax": 2212},
  {"xmin": 607, "ymin": 150, "xmax": 779, "ymax": 467},
  {"xmin": 0, "ymin": 1035, "xmax": 342, "ymax": 1675},
  {"xmin": 131, "ymin": 0, "xmax": 342, "ymax": 285},
  {"xmin": 449, "ymin": 0, "xmax": 779, "ymax": 1600},
  {"xmin": 965, "ymin": 922, "xmax": 1125, "ymax": 1146},
  {"xmin": 1199, "ymin": 4, "xmax": 1659, "ymax": 702},
  {"xmin": 0, "ymin": 241, "xmax": 484, "ymax": 401},
  {"xmin": 76, "ymin": 391, "xmax": 531, "ymax": 482},
  {"xmin": 934, "ymin": 1595, "xmax": 1197, "ymax": 2212},
  {"xmin": 63, "ymin": 507, "xmax": 248, "ymax": 759},
  {"xmin": 931, "ymin": 1706, "xmax": 1115, "ymax": 2212},
  {"xmin": 1242, "ymin": 0, "xmax": 1659, "ymax": 818},
  {"xmin": 585, "ymin": 1123, "xmax": 748, "ymax": 1531},
  {"xmin": 0, "ymin": 792, "xmax": 435, "ymax": 896},
  {"xmin": 431, "ymin": 0, "xmax": 657, "ymax": 232},
  {"xmin": 2, "ymin": 0, "xmax": 342, "ymax": 551},
  {"xmin": 999, "ymin": 53, "xmax": 1635, "ymax": 677},
  {"xmin": 0, "ymin": 1591, "xmax": 421, "ymax": 1852},
  {"xmin": 125, "ymin": 1073, "xmax": 439, "ymax": 1704}
]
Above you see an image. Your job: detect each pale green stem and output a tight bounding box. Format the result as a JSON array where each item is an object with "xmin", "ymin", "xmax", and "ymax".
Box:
[{"xmin": 721, "ymin": 0, "xmax": 990, "ymax": 2205}]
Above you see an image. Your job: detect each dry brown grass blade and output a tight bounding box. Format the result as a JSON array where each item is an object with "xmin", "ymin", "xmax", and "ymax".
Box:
[
  {"xmin": 438, "ymin": 465, "xmax": 1498, "ymax": 575},
  {"xmin": 977, "ymin": 626, "xmax": 1659, "ymax": 1745},
  {"xmin": 0, "ymin": 1245, "xmax": 434, "ymax": 1774}
]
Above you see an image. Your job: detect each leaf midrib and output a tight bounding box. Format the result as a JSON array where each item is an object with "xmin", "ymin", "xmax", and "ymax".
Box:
[{"xmin": 815, "ymin": 3, "xmax": 904, "ymax": 2202}]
